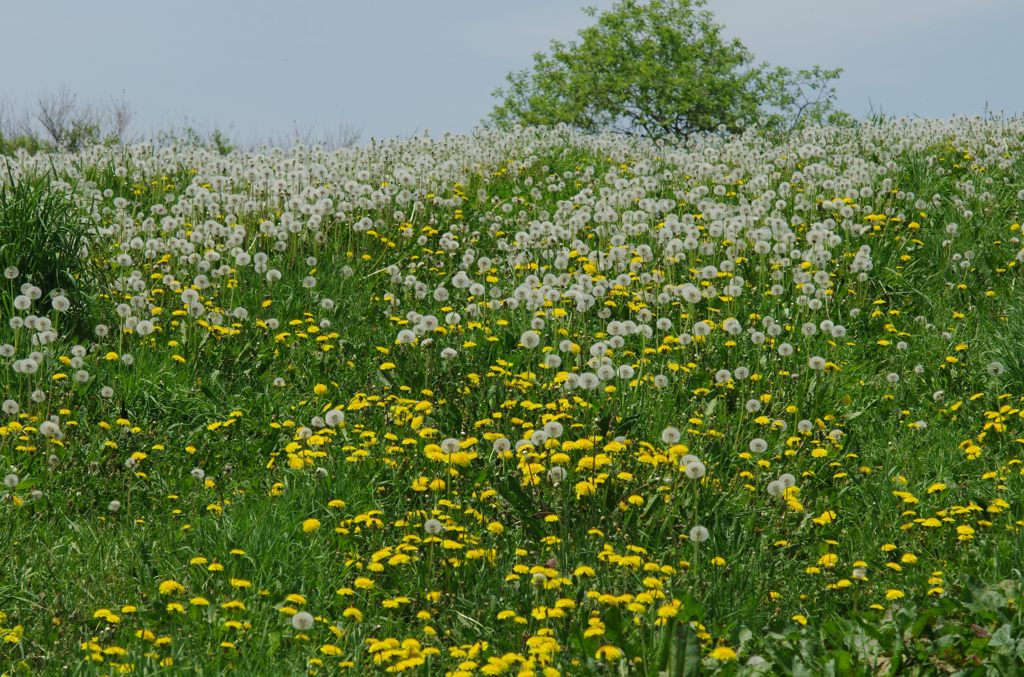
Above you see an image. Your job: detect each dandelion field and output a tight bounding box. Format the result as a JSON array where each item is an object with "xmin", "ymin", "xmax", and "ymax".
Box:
[{"xmin": 2, "ymin": 119, "xmax": 1024, "ymax": 675}]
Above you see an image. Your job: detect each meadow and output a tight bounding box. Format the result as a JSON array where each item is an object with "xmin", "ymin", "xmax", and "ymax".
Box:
[{"xmin": 1, "ymin": 118, "xmax": 1024, "ymax": 675}]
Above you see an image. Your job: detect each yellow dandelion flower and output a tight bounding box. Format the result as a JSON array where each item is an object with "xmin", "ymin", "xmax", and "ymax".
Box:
[
  {"xmin": 708, "ymin": 646, "xmax": 737, "ymax": 661},
  {"xmin": 595, "ymin": 645, "xmax": 624, "ymax": 661},
  {"xmin": 158, "ymin": 580, "xmax": 185, "ymax": 595}
]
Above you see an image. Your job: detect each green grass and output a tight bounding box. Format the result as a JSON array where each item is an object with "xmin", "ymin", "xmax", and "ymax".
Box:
[
  {"xmin": 0, "ymin": 161, "xmax": 102, "ymax": 340},
  {"xmin": 1, "ymin": 121, "xmax": 1024, "ymax": 675}
]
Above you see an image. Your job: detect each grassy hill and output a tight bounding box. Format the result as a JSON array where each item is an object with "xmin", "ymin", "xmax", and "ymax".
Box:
[{"xmin": 2, "ymin": 119, "xmax": 1024, "ymax": 674}]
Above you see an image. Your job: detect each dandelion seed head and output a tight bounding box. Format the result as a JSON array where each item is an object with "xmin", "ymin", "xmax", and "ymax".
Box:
[
  {"xmin": 689, "ymin": 525, "xmax": 709, "ymax": 543},
  {"xmin": 547, "ymin": 466, "xmax": 568, "ymax": 484},
  {"xmin": 684, "ymin": 460, "xmax": 706, "ymax": 480},
  {"xmin": 749, "ymin": 438, "xmax": 768, "ymax": 453},
  {"xmin": 291, "ymin": 611, "xmax": 314, "ymax": 630},
  {"xmin": 519, "ymin": 330, "xmax": 541, "ymax": 349}
]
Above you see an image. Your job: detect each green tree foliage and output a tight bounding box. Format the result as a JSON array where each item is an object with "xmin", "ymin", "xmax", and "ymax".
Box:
[{"xmin": 490, "ymin": 0, "xmax": 846, "ymax": 138}]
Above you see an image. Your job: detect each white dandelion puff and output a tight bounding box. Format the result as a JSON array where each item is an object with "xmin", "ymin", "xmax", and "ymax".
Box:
[
  {"xmin": 291, "ymin": 611, "xmax": 314, "ymax": 630},
  {"xmin": 749, "ymin": 438, "xmax": 768, "ymax": 454},
  {"xmin": 661, "ymin": 427, "xmax": 681, "ymax": 445},
  {"xmin": 519, "ymin": 330, "xmax": 541, "ymax": 349}
]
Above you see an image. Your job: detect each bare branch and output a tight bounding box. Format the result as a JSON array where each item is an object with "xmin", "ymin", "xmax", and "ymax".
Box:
[
  {"xmin": 36, "ymin": 86, "xmax": 77, "ymax": 147},
  {"xmin": 108, "ymin": 91, "xmax": 135, "ymax": 141}
]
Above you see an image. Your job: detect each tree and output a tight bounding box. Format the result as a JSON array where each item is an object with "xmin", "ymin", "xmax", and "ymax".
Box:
[
  {"xmin": 1, "ymin": 89, "xmax": 135, "ymax": 155},
  {"xmin": 489, "ymin": 0, "xmax": 845, "ymax": 138},
  {"xmin": 36, "ymin": 87, "xmax": 135, "ymax": 151}
]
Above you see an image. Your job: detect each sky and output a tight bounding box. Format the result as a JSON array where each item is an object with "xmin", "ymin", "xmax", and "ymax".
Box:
[{"xmin": 1, "ymin": 0, "xmax": 1022, "ymax": 143}]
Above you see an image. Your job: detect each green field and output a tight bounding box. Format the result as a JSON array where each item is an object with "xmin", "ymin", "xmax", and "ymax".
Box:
[{"xmin": 2, "ymin": 119, "xmax": 1024, "ymax": 674}]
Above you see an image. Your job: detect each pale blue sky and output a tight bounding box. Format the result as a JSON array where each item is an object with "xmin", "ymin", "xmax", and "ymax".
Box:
[{"xmin": 1, "ymin": 0, "xmax": 1021, "ymax": 142}]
